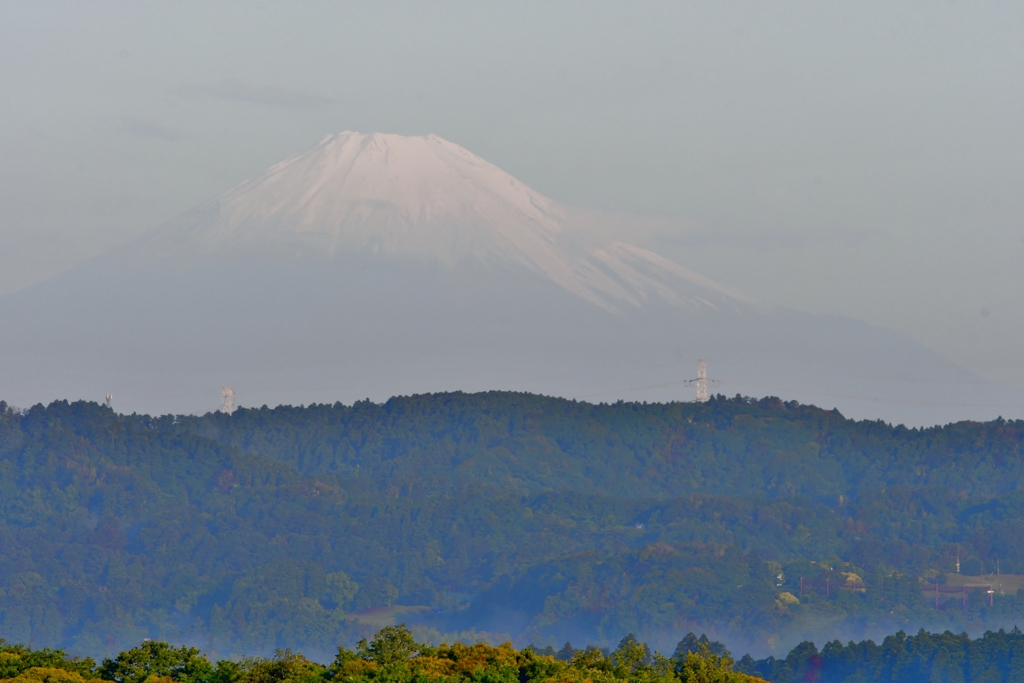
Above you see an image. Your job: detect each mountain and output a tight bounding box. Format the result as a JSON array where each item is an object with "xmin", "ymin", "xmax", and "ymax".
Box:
[
  {"xmin": 124, "ymin": 132, "xmax": 757, "ymax": 315},
  {"xmin": 0, "ymin": 132, "xmax": 1017, "ymax": 424}
]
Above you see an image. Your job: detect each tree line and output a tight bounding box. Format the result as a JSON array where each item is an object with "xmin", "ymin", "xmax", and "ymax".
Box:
[
  {"xmin": 0, "ymin": 626, "xmax": 761, "ymax": 683},
  {"xmin": 736, "ymin": 627, "xmax": 1024, "ymax": 682}
]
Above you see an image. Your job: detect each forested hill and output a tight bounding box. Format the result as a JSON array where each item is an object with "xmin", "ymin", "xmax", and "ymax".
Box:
[
  {"xmin": 2, "ymin": 393, "xmax": 1024, "ymax": 659},
  {"xmin": 176, "ymin": 391, "xmax": 1024, "ymax": 501}
]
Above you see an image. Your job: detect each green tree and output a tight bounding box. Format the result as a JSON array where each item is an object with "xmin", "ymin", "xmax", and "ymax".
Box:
[
  {"xmin": 676, "ymin": 643, "xmax": 742, "ymax": 683},
  {"xmin": 354, "ymin": 625, "xmax": 422, "ymax": 668},
  {"xmin": 98, "ymin": 642, "xmax": 211, "ymax": 683},
  {"xmin": 613, "ymin": 634, "xmax": 650, "ymax": 674},
  {"xmin": 571, "ymin": 646, "xmax": 613, "ymax": 673},
  {"xmin": 235, "ymin": 650, "xmax": 325, "ymax": 683},
  {"xmin": 0, "ymin": 640, "xmax": 96, "ymax": 680},
  {"xmin": 325, "ymin": 572, "xmax": 358, "ymax": 608}
]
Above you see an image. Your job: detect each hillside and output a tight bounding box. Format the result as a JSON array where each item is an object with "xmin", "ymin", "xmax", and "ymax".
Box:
[{"xmin": 2, "ymin": 393, "xmax": 1024, "ymax": 658}]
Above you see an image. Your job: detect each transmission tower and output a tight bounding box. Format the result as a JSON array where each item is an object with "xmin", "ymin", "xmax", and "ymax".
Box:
[
  {"xmin": 684, "ymin": 359, "xmax": 719, "ymax": 402},
  {"xmin": 696, "ymin": 360, "xmax": 708, "ymax": 402},
  {"xmin": 221, "ymin": 387, "xmax": 236, "ymax": 415},
  {"xmin": 104, "ymin": 393, "xmax": 112, "ymax": 410}
]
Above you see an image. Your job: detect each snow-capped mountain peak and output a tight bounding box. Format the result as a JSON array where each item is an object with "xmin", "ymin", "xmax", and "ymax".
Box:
[{"xmin": 127, "ymin": 131, "xmax": 758, "ymax": 314}]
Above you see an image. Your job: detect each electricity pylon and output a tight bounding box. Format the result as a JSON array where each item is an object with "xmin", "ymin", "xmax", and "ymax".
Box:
[{"xmin": 221, "ymin": 387, "xmax": 235, "ymax": 415}]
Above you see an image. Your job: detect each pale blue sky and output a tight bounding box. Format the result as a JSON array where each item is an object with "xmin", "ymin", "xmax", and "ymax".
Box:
[{"xmin": 2, "ymin": 2, "xmax": 1023, "ymax": 385}]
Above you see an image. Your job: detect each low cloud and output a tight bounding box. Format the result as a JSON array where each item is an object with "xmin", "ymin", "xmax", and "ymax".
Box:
[
  {"xmin": 121, "ymin": 117, "xmax": 182, "ymax": 142},
  {"xmin": 178, "ymin": 78, "xmax": 334, "ymax": 109}
]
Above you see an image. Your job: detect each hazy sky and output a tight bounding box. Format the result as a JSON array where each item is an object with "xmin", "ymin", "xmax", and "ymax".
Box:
[{"xmin": 2, "ymin": 2, "xmax": 1023, "ymax": 386}]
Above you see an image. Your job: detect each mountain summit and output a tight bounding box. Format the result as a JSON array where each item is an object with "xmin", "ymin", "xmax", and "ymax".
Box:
[
  {"xmin": 140, "ymin": 131, "xmax": 569, "ymax": 261},
  {"xmin": 128, "ymin": 132, "xmax": 754, "ymax": 313}
]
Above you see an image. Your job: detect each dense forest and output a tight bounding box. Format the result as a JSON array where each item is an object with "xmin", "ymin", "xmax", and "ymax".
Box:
[{"xmin": 2, "ymin": 393, "xmax": 1024, "ymax": 658}]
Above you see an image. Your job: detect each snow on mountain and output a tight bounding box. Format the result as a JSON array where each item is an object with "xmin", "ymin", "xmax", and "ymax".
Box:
[{"xmin": 127, "ymin": 132, "xmax": 757, "ymax": 314}]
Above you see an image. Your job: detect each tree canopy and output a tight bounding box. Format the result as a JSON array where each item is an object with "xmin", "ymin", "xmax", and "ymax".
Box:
[{"xmin": 0, "ymin": 627, "xmax": 762, "ymax": 683}]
